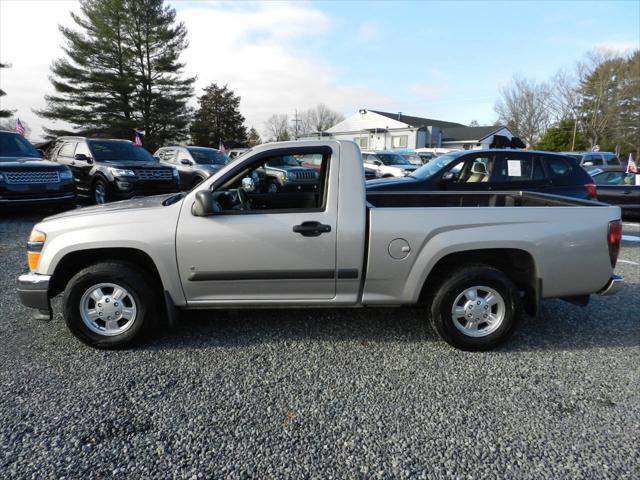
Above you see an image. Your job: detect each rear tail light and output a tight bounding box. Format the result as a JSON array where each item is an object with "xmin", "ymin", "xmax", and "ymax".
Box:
[
  {"xmin": 607, "ymin": 220, "xmax": 622, "ymax": 268},
  {"xmin": 585, "ymin": 183, "xmax": 598, "ymax": 199}
]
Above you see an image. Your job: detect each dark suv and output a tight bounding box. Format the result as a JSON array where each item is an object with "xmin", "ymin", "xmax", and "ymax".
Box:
[
  {"xmin": 366, "ymin": 149, "xmax": 598, "ymax": 200},
  {"xmin": 0, "ymin": 130, "xmax": 76, "ymax": 208},
  {"xmin": 49, "ymin": 137, "xmax": 180, "ymax": 204},
  {"xmin": 154, "ymin": 146, "xmax": 230, "ymax": 189}
]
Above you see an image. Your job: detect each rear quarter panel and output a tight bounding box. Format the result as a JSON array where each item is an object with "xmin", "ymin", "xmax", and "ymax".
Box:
[{"xmin": 363, "ymin": 205, "xmax": 620, "ymax": 304}]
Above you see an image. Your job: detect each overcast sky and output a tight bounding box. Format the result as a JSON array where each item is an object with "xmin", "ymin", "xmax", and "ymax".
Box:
[{"xmin": 1, "ymin": 0, "xmax": 638, "ymax": 141}]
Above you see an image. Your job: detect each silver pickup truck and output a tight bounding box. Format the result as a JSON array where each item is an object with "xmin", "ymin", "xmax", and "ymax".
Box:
[{"xmin": 17, "ymin": 140, "xmax": 624, "ymax": 350}]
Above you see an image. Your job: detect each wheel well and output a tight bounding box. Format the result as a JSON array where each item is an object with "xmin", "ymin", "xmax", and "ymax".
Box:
[
  {"xmin": 49, "ymin": 248, "xmax": 163, "ymax": 298},
  {"xmin": 419, "ymin": 248, "xmax": 539, "ymax": 315}
]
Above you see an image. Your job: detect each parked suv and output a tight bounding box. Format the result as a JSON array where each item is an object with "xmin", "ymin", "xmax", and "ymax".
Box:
[
  {"xmin": 0, "ymin": 130, "xmax": 75, "ymax": 208},
  {"xmin": 154, "ymin": 146, "xmax": 230, "ymax": 189},
  {"xmin": 49, "ymin": 137, "xmax": 180, "ymax": 204},
  {"xmin": 262, "ymin": 154, "xmax": 320, "ymax": 192},
  {"xmin": 361, "ymin": 150, "xmax": 419, "ymax": 178},
  {"xmin": 367, "ymin": 149, "xmax": 598, "ymax": 200},
  {"xmin": 562, "ymin": 151, "xmax": 621, "ymax": 168}
]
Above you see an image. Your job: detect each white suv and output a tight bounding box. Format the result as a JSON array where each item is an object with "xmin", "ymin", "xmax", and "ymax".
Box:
[{"xmin": 361, "ymin": 150, "xmax": 419, "ymax": 178}]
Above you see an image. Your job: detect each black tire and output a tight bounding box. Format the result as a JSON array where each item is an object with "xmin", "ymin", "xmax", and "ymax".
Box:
[
  {"xmin": 63, "ymin": 262, "xmax": 159, "ymax": 349},
  {"xmin": 267, "ymin": 180, "xmax": 280, "ymax": 193},
  {"xmin": 427, "ymin": 264, "xmax": 523, "ymax": 351},
  {"xmin": 93, "ymin": 178, "xmax": 109, "ymax": 204}
]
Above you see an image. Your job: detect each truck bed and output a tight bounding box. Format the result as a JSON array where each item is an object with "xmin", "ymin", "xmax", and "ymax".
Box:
[{"xmin": 361, "ymin": 190, "xmax": 619, "ymax": 305}]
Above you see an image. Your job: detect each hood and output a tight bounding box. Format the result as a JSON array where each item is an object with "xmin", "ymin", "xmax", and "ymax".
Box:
[
  {"xmin": 366, "ymin": 176, "xmax": 421, "ymax": 190},
  {"xmin": 0, "ymin": 157, "xmax": 66, "ymax": 170},
  {"xmin": 267, "ymin": 165, "xmax": 314, "ymax": 172},
  {"xmin": 98, "ymin": 160, "xmax": 167, "ymax": 168},
  {"xmin": 43, "ymin": 193, "xmax": 181, "ymax": 221}
]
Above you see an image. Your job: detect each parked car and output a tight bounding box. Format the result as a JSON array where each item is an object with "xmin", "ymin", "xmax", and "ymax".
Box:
[
  {"xmin": 49, "ymin": 137, "xmax": 180, "ymax": 204},
  {"xmin": 400, "ymin": 153, "xmax": 424, "ymax": 166},
  {"xmin": 562, "ymin": 151, "xmax": 621, "ymax": 168},
  {"xmin": 228, "ymin": 148, "xmax": 249, "ymax": 160},
  {"xmin": 154, "ymin": 146, "xmax": 230, "ymax": 189},
  {"xmin": 589, "ymin": 166, "xmax": 639, "ymax": 218},
  {"xmin": 367, "ymin": 149, "xmax": 598, "ymax": 200},
  {"xmin": 361, "ymin": 150, "xmax": 419, "ymax": 178},
  {"xmin": 18, "ymin": 140, "xmax": 623, "ymax": 352},
  {"xmin": 415, "ymin": 148, "xmax": 456, "ymax": 164},
  {"xmin": 0, "ymin": 130, "xmax": 75, "ymax": 209}
]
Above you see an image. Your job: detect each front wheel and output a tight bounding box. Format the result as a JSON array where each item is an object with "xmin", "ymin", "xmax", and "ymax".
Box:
[
  {"xmin": 63, "ymin": 262, "xmax": 159, "ymax": 348},
  {"xmin": 93, "ymin": 178, "xmax": 109, "ymax": 204},
  {"xmin": 428, "ymin": 265, "xmax": 523, "ymax": 351}
]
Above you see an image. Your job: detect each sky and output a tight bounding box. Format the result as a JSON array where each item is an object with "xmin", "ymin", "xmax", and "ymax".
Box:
[{"xmin": 1, "ymin": 0, "xmax": 639, "ymax": 141}]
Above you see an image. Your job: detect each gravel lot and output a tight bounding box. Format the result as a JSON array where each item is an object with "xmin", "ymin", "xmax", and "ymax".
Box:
[{"xmin": 1, "ymin": 212, "xmax": 638, "ymax": 479}]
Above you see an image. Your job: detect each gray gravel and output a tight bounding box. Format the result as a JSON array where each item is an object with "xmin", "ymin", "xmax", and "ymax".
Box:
[{"xmin": 1, "ymin": 212, "xmax": 638, "ymax": 479}]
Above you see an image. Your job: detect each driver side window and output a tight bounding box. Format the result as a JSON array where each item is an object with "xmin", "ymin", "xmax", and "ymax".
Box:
[
  {"xmin": 443, "ymin": 154, "xmax": 495, "ymax": 183},
  {"xmin": 213, "ymin": 149, "xmax": 329, "ymax": 213}
]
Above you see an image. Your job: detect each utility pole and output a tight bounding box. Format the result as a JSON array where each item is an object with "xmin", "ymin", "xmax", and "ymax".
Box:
[
  {"xmin": 570, "ymin": 116, "xmax": 578, "ymax": 151},
  {"xmin": 291, "ymin": 109, "xmax": 302, "ymax": 139}
]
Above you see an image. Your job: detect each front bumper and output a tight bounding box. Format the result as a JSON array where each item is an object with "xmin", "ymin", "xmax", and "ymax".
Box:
[
  {"xmin": 112, "ymin": 180, "xmax": 180, "ymax": 199},
  {"xmin": 17, "ymin": 273, "xmax": 52, "ymax": 320},
  {"xmin": 598, "ymin": 275, "xmax": 624, "ymax": 296}
]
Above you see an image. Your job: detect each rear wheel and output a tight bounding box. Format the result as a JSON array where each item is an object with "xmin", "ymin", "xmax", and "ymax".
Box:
[
  {"xmin": 428, "ymin": 265, "xmax": 522, "ymax": 350},
  {"xmin": 93, "ymin": 179, "xmax": 109, "ymax": 204},
  {"xmin": 63, "ymin": 262, "xmax": 158, "ymax": 348}
]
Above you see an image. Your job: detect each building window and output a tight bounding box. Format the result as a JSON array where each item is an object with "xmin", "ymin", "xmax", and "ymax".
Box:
[
  {"xmin": 391, "ymin": 135, "xmax": 408, "ymax": 149},
  {"xmin": 354, "ymin": 137, "xmax": 368, "ymax": 148}
]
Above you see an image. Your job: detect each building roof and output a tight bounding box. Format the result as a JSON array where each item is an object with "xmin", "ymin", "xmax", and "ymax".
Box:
[
  {"xmin": 441, "ymin": 126, "xmax": 506, "ymax": 142},
  {"xmin": 369, "ymin": 110, "xmax": 465, "ymax": 129}
]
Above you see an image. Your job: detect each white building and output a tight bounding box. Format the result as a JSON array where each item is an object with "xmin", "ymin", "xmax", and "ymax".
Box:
[{"xmin": 303, "ymin": 109, "xmax": 515, "ymax": 151}]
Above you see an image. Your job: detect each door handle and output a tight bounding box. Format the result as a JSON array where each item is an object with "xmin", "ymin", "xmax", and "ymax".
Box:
[
  {"xmin": 623, "ymin": 190, "xmax": 631, "ymax": 195},
  {"xmin": 292, "ymin": 221, "xmax": 331, "ymax": 237}
]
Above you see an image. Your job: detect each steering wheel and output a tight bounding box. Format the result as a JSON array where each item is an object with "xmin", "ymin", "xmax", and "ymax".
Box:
[{"xmin": 236, "ymin": 187, "xmax": 250, "ymax": 210}]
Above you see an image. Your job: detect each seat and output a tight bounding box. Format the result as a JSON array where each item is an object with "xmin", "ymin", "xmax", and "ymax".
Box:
[{"xmin": 467, "ymin": 162, "xmax": 488, "ymax": 182}]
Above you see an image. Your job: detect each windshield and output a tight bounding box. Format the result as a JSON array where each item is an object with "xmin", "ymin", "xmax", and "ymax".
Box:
[
  {"xmin": 377, "ymin": 153, "xmax": 410, "ymax": 165},
  {"xmin": 187, "ymin": 147, "xmax": 230, "ymax": 165},
  {"xmin": 88, "ymin": 140, "xmax": 156, "ymax": 162},
  {"xmin": 409, "ymin": 152, "xmax": 464, "ymax": 180},
  {"xmin": 267, "ymin": 155, "xmax": 300, "ymax": 167},
  {"xmin": 0, "ymin": 132, "xmax": 41, "ymax": 159}
]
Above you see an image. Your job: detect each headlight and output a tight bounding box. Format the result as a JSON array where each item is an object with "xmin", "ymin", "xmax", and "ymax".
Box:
[
  {"xmin": 0, "ymin": 172, "xmax": 4, "ymax": 182},
  {"xmin": 27, "ymin": 230, "xmax": 46, "ymax": 271},
  {"xmin": 108, "ymin": 167, "xmax": 135, "ymax": 177},
  {"xmin": 59, "ymin": 170, "xmax": 73, "ymax": 180},
  {"xmin": 375, "ymin": 169, "xmax": 382, "ymax": 178},
  {"xmin": 172, "ymin": 168, "xmax": 178, "ymax": 178}
]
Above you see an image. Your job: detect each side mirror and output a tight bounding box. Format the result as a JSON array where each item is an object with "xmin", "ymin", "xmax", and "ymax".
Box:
[
  {"xmin": 442, "ymin": 171, "xmax": 455, "ymax": 181},
  {"xmin": 373, "ymin": 160, "xmax": 382, "ymax": 166},
  {"xmin": 192, "ymin": 190, "xmax": 221, "ymax": 217},
  {"xmin": 37, "ymin": 148, "xmax": 45, "ymax": 158},
  {"xmin": 241, "ymin": 177, "xmax": 255, "ymax": 192},
  {"xmin": 74, "ymin": 153, "xmax": 92, "ymax": 163},
  {"xmin": 181, "ymin": 159, "xmax": 192, "ymax": 166},
  {"xmin": 153, "ymin": 155, "xmax": 161, "ymax": 161}
]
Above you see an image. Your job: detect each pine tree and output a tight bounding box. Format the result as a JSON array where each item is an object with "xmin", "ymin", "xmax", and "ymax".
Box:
[
  {"xmin": 190, "ymin": 84, "xmax": 247, "ymax": 148},
  {"xmin": 38, "ymin": 0, "xmax": 194, "ymax": 150},
  {"xmin": 125, "ymin": 0, "xmax": 194, "ymax": 150},
  {"xmin": 246, "ymin": 127, "xmax": 262, "ymax": 147},
  {"xmin": 0, "ymin": 63, "xmax": 13, "ymax": 118}
]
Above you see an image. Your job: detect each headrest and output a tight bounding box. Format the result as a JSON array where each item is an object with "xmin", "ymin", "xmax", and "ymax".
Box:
[{"xmin": 471, "ymin": 162, "xmax": 487, "ymax": 174}]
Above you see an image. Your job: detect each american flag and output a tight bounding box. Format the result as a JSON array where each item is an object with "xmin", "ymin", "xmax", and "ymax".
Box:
[
  {"xmin": 133, "ymin": 131, "xmax": 143, "ymax": 146},
  {"xmin": 218, "ymin": 140, "xmax": 225, "ymax": 153},
  {"xmin": 626, "ymin": 153, "xmax": 638, "ymax": 174},
  {"xmin": 16, "ymin": 118, "xmax": 26, "ymax": 136}
]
